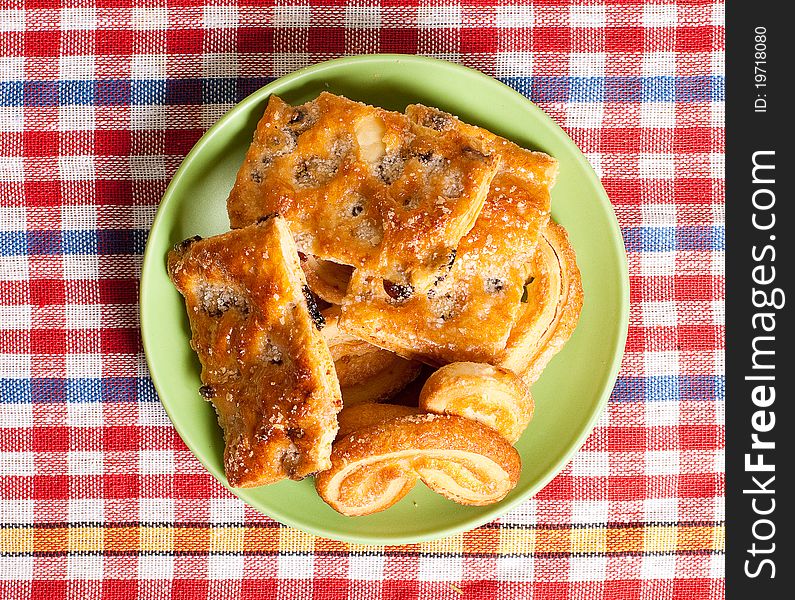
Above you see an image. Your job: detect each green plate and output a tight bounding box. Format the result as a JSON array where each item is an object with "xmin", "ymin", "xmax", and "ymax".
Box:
[{"xmin": 141, "ymin": 55, "xmax": 629, "ymax": 545}]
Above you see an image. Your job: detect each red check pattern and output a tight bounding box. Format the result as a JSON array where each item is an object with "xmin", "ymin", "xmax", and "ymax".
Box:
[{"xmin": 0, "ymin": 1, "xmax": 724, "ymax": 598}]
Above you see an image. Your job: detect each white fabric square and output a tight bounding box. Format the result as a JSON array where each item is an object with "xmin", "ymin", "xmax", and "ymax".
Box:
[
  {"xmin": 0, "ymin": 354, "xmax": 30, "ymax": 378},
  {"xmin": 345, "ymin": 4, "xmax": 380, "ymax": 28},
  {"xmin": 0, "ymin": 305, "xmax": 31, "ymax": 330},
  {"xmin": 710, "ymin": 152, "xmax": 725, "ymax": 179},
  {"xmin": 131, "ymin": 54, "xmax": 167, "ymax": 80},
  {"xmin": 569, "ymin": 52, "xmax": 605, "ymax": 78},
  {"xmin": 641, "ymin": 554, "xmax": 677, "ymax": 580},
  {"xmin": 0, "ymin": 107, "xmax": 24, "ymax": 132},
  {"xmin": 68, "ymin": 451, "xmax": 104, "ymax": 475},
  {"xmin": 643, "ymin": 4, "xmax": 677, "ymax": 27},
  {"xmin": 210, "ymin": 498, "xmax": 244, "ymax": 524},
  {"xmin": 59, "ymin": 105, "xmax": 95, "ymax": 131},
  {"xmin": 67, "ymin": 354, "xmax": 102, "ymax": 379},
  {"xmin": 639, "ymin": 153, "xmax": 675, "ymax": 179},
  {"xmin": 130, "ymin": 155, "xmax": 166, "ymax": 180},
  {"xmin": 138, "ymin": 402, "xmax": 171, "ymax": 427},
  {"xmin": 0, "ymin": 157, "xmax": 24, "ymax": 182},
  {"xmin": 139, "ymin": 450, "xmax": 175, "ymax": 475},
  {"xmin": 570, "ymin": 5, "xmax": 605, "ymax": 27},
  {"xmin": 643, "ymin": 497, "xmax": 678, "ymax": 522},
  {"xmin": 277, "ymin": 553, "xmax": 314, "ymax": 579},
  {"xmin": 711, "ymin": 3, "xmax": 725, "ymax": 27},
  {"xmin": 0, "ymin": 500, "xmax": 33, "ymax": 524},
  {"xmin": 418, "ymin": 555, "xmax": 462, "ymax": 582},
  {"xmin": 138, "ymin": 555, "xmax": 174, "ymax": 580},
  {"xmin": 641, "ymin": 102, "xmax": 676, "ymax": 128},
  {"xmin": 0, "ymin": 556, "xmax": 34, "ymax": 581},
  {"xmin": 59, "ymin": 155, "xmax": 95, "ymax": 181},
  {"xmin": 68, "ymin": 555, "xmax": 103, "ymax": 581},
  {"xmin": 68, "ymin": 499, "xmax": 104, "ymax": 523},
  {"xmin": 209, "ymin": 554, "xmax": 245, "ymax": 580},
  {"xmin": 0, "ymin": 56, "xmax": 24, "ymax": 81},
  {"xmin": 63, "ymin": 254, "xmax": 99, "ymax": 280},
  {"xmin": 571, "ymin": 451, "xmax": 609, "ymax": 477},
  {"xmin": 495, "ymin": 5, "xmax": 533, "ymax": 28},
  {"xmin": 59, "ymin": 55, "xmax": 94, "ymax": 81},
  {"xmin": 496, "ymin": 556, "xmax": 533, "ymax": 581},
  {"xmin": 711, "ymin": 300, "xmax": 724, "ymax": 325},
  {"xmin": 571, "ymin": 500, "xmax": 609, "ymax": 525},
  {"xmin": 67, "ymin": 402, "xmax": 103, "ymax": 427},
  {"xmin": 131, "ymin": 105, "xmax": 167, "ymax": 131},
  {"xmin": 140, "ymin": 498, "xmax": 175, "ymax": 523},
  {"xmin": 640, "ymin": 251, "xmax": 676, "ymax": 276},
  {"xmin": 566, "ymin": 102, "xmax": 604, "ymax": 129},
  {"xmin": 642, "ymin": 301, "xmax": 677, "ymax": 326},
  {"xmin": 0, "ymin": 206, "xmax": 25, "ymax": 231},
  {"xmin": 417, "ymin": 4, "xmax": 461, "ymax": 28},
  {"xmin": 641, "ymin": 203, "xmax": 677, "ymax": 227},
  {"xmin": 348, "ymin": 554, "xmax": 385, "ymax": 581},
  {"xmin": 709, "ymin": 553, "xmax": 725, "ymax": 579},
  {"xmin": 202, "ymin": 53, "xmax": 239, "ymax": 79},
  {"xmin": 645, "ymin": 450, "xmax": 680, "ymax": 476},
  {"xmin": 570, "ymin": 555, "xmax": 607, "ymax": 582},
  {"xmin": 0, "ymin": 10, "xmax": 24, "ymax": 32},
  {"xmin": 61, "ymin": 7, "xmax": 97, "ymax": 30},
  {"xmin": 204, "ymin": 4, "xmax": 238, "ymax": 28},
  {"xmin": 62, "ymin": 205, "xmax": 97, "ymax": 231},
  {"xmin": 0, "ymin": 452, "xmax": 34, "ymax": 476},
  {"xmin": 645, "ymin": 401, "xmax": 680, "ymax": 427},
  {"xmin": 132, "ymin": 205, "xmax": 157, "ymax": 230},
  {"xmin": 644, "ymin": 350, "xmax": 679, "ymax": 376},
  {"xmin": 642, "ymin": 52, "xmax": 677, "ymax": 77},
  {"xmin": 0, "ymin": 404, "xmax": 33, "ymax": 429},
  {"xmin": 132, "ymin": 7, "xmax": 169, "ymax": 30},
  {"xmin": 66, "ymin": 304, "xmax": 101, "ymax": 329},
  {"xmin": 496, "ymin": 52, "xmax": 532, "ymax": 77},
  {"xmin": 273, "ymin": 5, "xmax": 311, "ymax": 28}
]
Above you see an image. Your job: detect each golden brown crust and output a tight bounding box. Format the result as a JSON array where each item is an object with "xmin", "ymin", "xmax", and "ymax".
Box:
[
  {"xmin": 227, "ymin": 92, "xmax": 500, "ymax": 291},
  {"xmin": 498, "ymin": 221, "xmax": 584, "ymax": 384},
  {"xmin": 418, "ymin": 362, "xmax": 533, "ymax": 443},
  {"xmin": 336, "ymin": 403, "xmax": 421, "ymax": 438},
  {"xmin": 315, "ymin": 413, "xmax": 521, "ymax": 516},
  {"xmin": 301, "ymin": 255, "xmax": 353, "ymax": 304},
  {"xmin": 167, "ymin": 217, "xmax": 342, "ymax": 487},
  {"xmin": 338, "ymin": 107, "xmax": 555, "ymax": 366},
  {"xmin": 321, "ymin": 306, "xmax": 422, "ymax": 405}
]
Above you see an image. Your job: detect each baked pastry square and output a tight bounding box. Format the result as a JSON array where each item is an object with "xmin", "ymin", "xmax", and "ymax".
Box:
[
  {"xmin": 167, "ymin": 216, "xmax": 342, "ymax": 487},
  {"xmin": 338, "ymin": 106, "xmax": 556, "ymax": 365},
  {"xmin": 226, "ymin": 92, "xmax": 500, "ymax": 291}
]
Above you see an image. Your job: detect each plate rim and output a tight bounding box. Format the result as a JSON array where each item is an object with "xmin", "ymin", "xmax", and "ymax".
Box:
[{"xmin": 140, "ymin": 53, "xmax": 630, "ymax": 545}]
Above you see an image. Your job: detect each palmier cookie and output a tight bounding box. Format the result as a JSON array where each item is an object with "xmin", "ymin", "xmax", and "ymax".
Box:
[{"xmin": 316, "ymin": 413, "xmax": 521, "ymax": 516}]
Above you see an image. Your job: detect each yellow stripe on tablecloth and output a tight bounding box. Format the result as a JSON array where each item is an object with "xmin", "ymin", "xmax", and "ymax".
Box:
[{"xmin": 0, "ymin": 522, "xmax": 724, "ymax": 555}]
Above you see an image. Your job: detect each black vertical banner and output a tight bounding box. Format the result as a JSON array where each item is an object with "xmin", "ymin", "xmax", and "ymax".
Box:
[{"xmin": 725, "ymin": 3, "xmax": 792, "ymax": 598}]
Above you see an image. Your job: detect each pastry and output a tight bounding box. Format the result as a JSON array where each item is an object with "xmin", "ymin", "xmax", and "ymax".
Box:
[
  {"xmin": 322, "ymin": 306, "xmax": 422, "ymax": 405},
  {"xmin": 316, "ymin": 413, "xmax": 521, "ymax": 516},
  {"xmin": 336, "ymin": 403, "xmax": 421, "ymax": 438},
  {"xmin": 167, "ymin": 215, "xmax": 342, "ymax": 487},
  {"xmin": 338, "ymin": 106, "xmax": 556, "ymax": 365},
  {"xmin": 498, "ymin": 221, "xmax": 583, "ymax": 384},
  {"xmin": 300, "ymin": 254, "xmax": 353, "ymax": 304},
  {"xmin": 418, "ymin": 362, "xmax": 533, "ymax": 443},
  {"xmin": 226, "ymin": 92, "xmax": 500, "ymax": 291}
]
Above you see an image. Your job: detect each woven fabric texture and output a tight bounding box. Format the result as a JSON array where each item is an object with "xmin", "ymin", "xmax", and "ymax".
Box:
[{"xmin": 0, "ymin": 1, "xmax": 725, "ymax": 598}]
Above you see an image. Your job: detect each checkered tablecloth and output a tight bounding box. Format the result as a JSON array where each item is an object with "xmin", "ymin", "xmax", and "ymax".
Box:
[{"xmin": 0, "ymin": 1, "xmax": 725, "ymax": 598}]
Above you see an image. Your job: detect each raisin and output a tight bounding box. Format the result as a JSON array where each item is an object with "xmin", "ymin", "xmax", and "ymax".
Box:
[
  {"xmin": 485, "ymin": 278, "xmax": 505, "ymax": 293},
  {"xmin": 199, "ymin": 385, "xmax": 216, "ymax": 399},
  {"xmin": 383, "ymin": 280, "xmax": 414, "ymax": 301},
  {"xmin": 174, "ymin": 235, "xmax": 202, "ymax": 253},
  {"xmin": 302, "ymin": 285, "xmax": 325, "ymax": 330}
]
